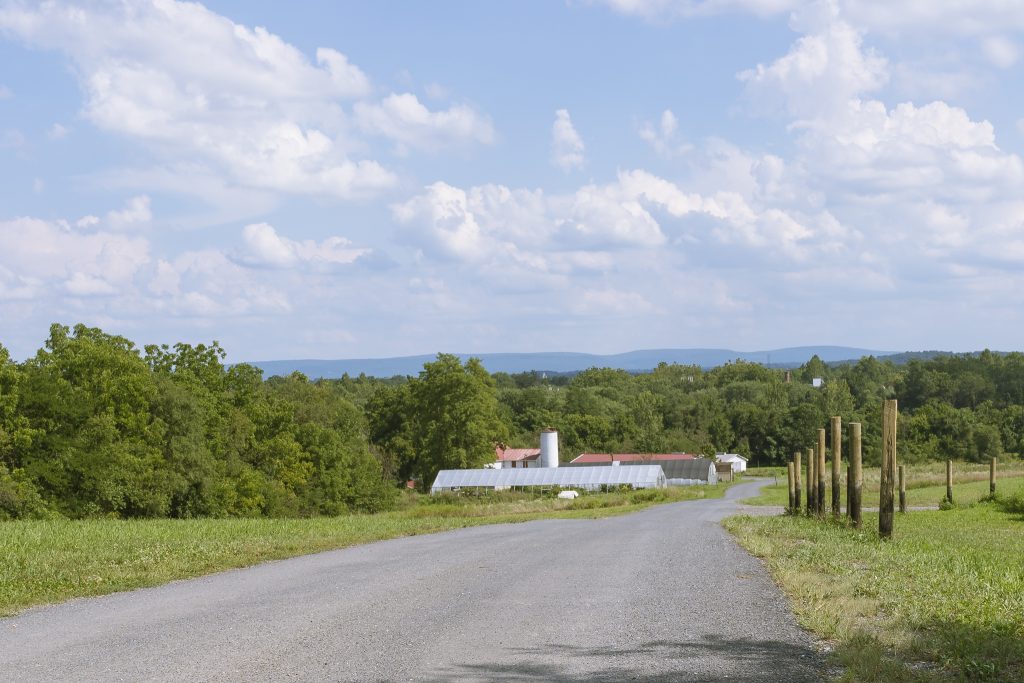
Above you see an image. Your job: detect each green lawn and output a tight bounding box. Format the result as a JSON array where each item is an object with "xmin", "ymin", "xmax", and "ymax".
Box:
[
  {"xmin": 0, "ymin": 483, "xmax": 726, "ymax": 617},
  {"xmin": 724, "ymin": 478, "xmax": 1024, "ymax": 682}
]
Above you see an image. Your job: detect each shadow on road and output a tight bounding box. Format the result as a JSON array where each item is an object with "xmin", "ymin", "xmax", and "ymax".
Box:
[{"xmin": 422, "ymin": 634, "xmax": 823, "ymax": 682}]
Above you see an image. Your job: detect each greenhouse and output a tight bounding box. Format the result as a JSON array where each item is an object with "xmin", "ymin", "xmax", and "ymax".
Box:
[
  {"xmin": 429, "ymin": 464, "xmax": 666, "ymax": 494},
  {"xmin": 565, "ymin": 457, "xmax": 718, "ymax": 486}
]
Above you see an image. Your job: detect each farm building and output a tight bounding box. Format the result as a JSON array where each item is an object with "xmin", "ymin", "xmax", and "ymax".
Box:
[
  {"xmin": 430, "ymin": 464, "xmax": 667, "ymax": 494},
  {"xmin": 567, "ymin": 456, "xmax": 718, "ymax": 486},
  {"xmin": 491, "ymin": 428, "xmax": 559, "ymax": 468},
  {"xmin": 715, "ymin": 453, "xmax": 748, "ymax": 473},
  {"xmin": 493, "ymin": 446, "xmax": 541, "ymax": 468}
]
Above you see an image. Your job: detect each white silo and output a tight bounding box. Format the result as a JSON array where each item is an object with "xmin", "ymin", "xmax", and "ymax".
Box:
[{"xmin": 540, "ymin": 429, "xmax": 559, "ymax": 468}]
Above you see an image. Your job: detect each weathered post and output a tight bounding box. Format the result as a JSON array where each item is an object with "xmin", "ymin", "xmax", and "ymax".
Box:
[
  {"xmin": 990, "ymin": 457, "xmax": 997, "ymax": 496},
  {"xmin": 879, "ymin": 400, "xmax": 897, "ymax": 539},
  {"xmin": 850, "ymin": 422, "xmax": 862, "ymax": 529},
  {"xmin": 831, "ymin": 416, "xmax": 842, "ymax": 519},
  {"xmin": 806, "ymin": 447, "xmax": 815, "ymax": 515},
  {"xmin": 946, "ymin": 460, "xmax": 953, "ymax": 505},
  {"xmin": 898, "ymin": 465, "xmax": 907, "ymax": 513},
  {"xmin": 787, "ymin": 462, "xmax": 796, "ymax": 513},
  {"xmin": 817, "ymin": 428, "xmax": 827, "ymax": 516},
  {"xmin": 846, "ymin": 465, "xmax": 851, "ymax": 519},
  {"xmin": 793, "ymin": 451, "xmax": 802, "ymax": 511}
]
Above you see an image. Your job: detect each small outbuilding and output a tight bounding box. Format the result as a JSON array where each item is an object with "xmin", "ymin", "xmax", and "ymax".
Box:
[
  {"xmin": 493, "ymin": 445, "xmax": 542, "ymax": 468},
  {"xmin": 715, "ymin": 453, "xmax": 748, "ymax": 473}
]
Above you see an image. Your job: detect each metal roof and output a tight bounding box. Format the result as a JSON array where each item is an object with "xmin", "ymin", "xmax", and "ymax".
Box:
[
  {"xmin": 566, "ymin": 458, "xmax": 716, "ymax": 481},
  {"xmin": 430, "ymin": 465, "xmax": 666, "ymax": 492},
  {"xmin": 571, "ymin": 452, "xmax": 697, "ymax": 463},
  {"xmin": 494, "ymin": 447, "xmax": 541, "ymax": 462}
]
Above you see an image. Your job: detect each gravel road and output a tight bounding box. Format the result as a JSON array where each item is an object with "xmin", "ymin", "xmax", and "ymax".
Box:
[{"xmin": 0, "ymin": 479, "xmax": 823, "ymax": 682}]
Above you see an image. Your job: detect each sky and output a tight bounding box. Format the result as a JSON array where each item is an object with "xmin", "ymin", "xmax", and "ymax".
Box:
[{"xmin": 1, "ymin": 0, "xmax": 1023, "ymax": 362}]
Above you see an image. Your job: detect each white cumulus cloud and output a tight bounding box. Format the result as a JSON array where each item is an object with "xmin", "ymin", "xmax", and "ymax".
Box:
[
  {"xmin": 639, "ymin": 109, "xmax": 692, "ymax": 157},
  {"xmin": 239, "ymin": 223, "xmax": 370, "ymax": 269},
  {"xmin": 354, "ymin": 93, "xmax": 494, "ymax": 154},
  {"xmin": 550, "ymin": 109, "xmax": 586, "ymax": 172}
]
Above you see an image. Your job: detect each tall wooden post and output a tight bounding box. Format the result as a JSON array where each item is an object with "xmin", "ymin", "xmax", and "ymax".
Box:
[
  {"xmin": 898, "ymin": 465, "xmax": 907, "ymax": 513},
  {"xmin": 793, "ymin": 451, "xmax": 802, "ymax": 511},
  {"xmin": 806, "ymin": 447, "xmax": 815, "ymax": 515},
  {"xmin": 817, "ymin": 428, "xmax": 827, "ymax": 516},
  {"xmin": 831, "ymin": 416, "xmax": 842, "ymax": 519},
  {"xmin": 850, "ymin": 422, "xmax": 862, "ymax": 529},
  {"xmin": 846, "ymin": 465, "xmax": 851, "ymax": 518},
  {"xmin": 879, "ymin": 400, "xmax": 897, "ymax": 539},
  {"xmin": 787, "ymin": 462, "xmax": 796, "ymax": 513},
  {"xmin": 990, "ymin": 457, "xmax": 997, "ymax": 495},
  {"xmin": 946, "ymin": 460, "xmax": 953, "ymax": 504}
]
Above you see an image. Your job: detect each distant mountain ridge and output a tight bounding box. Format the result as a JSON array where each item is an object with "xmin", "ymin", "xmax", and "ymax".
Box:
[{"xmin": 245, "ymin": 346, "xmax": 893, "ymax": 379}]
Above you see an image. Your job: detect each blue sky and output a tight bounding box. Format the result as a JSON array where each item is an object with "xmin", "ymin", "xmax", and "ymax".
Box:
[{"xmin": 1, "ymin": 0, "xmax": 1023, "ymax": 362}]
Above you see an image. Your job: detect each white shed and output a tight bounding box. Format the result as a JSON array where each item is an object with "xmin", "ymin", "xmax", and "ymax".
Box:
[{"xmin": 715, "ymin": 453, "xmax": 748, "ymax": 473}]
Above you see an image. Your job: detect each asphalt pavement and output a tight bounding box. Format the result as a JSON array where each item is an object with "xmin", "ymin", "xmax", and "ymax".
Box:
[{"xmin": 0, "ymin": 479, "xmax": 823, "ymax": 682}]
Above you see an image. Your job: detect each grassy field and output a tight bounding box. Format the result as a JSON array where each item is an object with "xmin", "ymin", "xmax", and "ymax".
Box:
[
  {"xmin": 725, "ymin": 477, "xmax": 1024, "ymax": 682},
  {"xmin": 0, "ymin": 483, "xmax": 725, "ymax": 617},
  {"xmin": 742, "ymin": 460, "xmax": 1024, "ymax": 508}
]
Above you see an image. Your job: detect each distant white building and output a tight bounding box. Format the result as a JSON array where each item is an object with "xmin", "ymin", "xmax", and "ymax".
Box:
[
  {"xmin": 812, "ymin": 377, "xmax": 824, "ymax": 388},
  {"xmin": 715, "ymin": 453, "xmax": 748, "ymax": 473}
]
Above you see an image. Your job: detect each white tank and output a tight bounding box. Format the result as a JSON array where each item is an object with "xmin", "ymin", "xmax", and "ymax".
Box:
[{"xmin": 540, "ymin": 429, "xmax": 559, "ymax": 468}]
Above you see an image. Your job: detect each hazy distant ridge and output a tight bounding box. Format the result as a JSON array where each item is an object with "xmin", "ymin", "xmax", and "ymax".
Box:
[{"xmin": 246, "ymin": 346, "xmax": 891, "ymax": 379}]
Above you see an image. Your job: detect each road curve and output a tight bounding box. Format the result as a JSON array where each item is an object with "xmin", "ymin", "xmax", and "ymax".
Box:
[{"xmin": 0, "ymin": 480, "xmax": 822, "ymax": 682}]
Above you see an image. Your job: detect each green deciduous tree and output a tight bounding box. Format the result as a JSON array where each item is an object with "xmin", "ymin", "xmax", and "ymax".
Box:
[{"xmin": 408, "ymin": 354, "xmax": 507, "ymax": 486}]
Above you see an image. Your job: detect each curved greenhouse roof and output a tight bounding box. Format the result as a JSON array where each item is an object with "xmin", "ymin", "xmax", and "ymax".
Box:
[{"xmin": 430, "ymin": 465, "xmax": 666, "ymax": 494}]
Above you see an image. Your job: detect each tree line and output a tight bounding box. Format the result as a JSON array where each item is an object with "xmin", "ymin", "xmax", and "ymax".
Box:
[{"xmin": 2, "ymin": 324, "xmax": 1021, "ymax": 519}]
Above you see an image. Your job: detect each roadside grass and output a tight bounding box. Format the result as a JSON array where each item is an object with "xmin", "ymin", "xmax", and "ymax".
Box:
[
  {"xmin": 743, "ymin": 460, "xmax": 1024, "ymax": 508},
  {"xmin": 743, "ymin": 466, "xmax": 789, "ymax": 479},
  {"xmin": 724, "ymin": 476, "xmax": 1024, "ymax": 682},
  {"xmin": 0, "ymin": 483, "xmax": 726, "ymax": 617}
]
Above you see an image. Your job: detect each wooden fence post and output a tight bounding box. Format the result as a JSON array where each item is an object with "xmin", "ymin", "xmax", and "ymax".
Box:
[
  {"xmin": 879, "ymin": 399, "xmax": 897, "ymax": 539},
  {"xmin": 946, "ymin": 460, "xmax": 953, "ymax": 504},
  {"xmin": 817, "ymin": 428, "xmax": 827, "ymax": 516},
  {"xmin": 806, "ymin": 447, "xmax": 815, "ymax": 515},
  {"xmin": 787, "ymin": 462, "xmax": 796, "ymax": 513},
  {"xmin": 793, "ymin": 451, "xmax": 802, "ymax": 511},
  {"xmin": 898, "ymin": 465, "xmax": 907, "ymax": 513},
  {"xmin": 846, "ymin": 465, "xmax": 851, "ymax": 519},
  {"xmin": 850, "ymin": 422, "xmax": 862, "ymax": 529},
  {"xmin": 991, "ymin": 457, "xmax": 997, "ymax": 496},
  {"xmin": 831, "ymin": 416, "xmax": 842, "ymax": 519}
]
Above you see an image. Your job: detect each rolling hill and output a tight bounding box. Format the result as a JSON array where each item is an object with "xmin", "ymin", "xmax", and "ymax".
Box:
[{"xmin": 245, "ymin": 346, "xmax": 892, "ymax": 379}]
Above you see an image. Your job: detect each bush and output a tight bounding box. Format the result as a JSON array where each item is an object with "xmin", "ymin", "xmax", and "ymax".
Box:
[
  {"xmin": 0, "ymin": 464, "xmax": 54, "ymax": 520},
  {"xmin": 996, "ymin": 492, "xmax": 1024, "ymax": 515},
  {"xmin": 630, "ymin": 488, "xmax": 668, "ymax": 503}
]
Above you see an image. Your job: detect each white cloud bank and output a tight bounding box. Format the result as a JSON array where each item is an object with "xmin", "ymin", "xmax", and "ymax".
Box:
[{"xmin": 0, "ymin": 0, "xmax": 494, "ymax": 201}]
